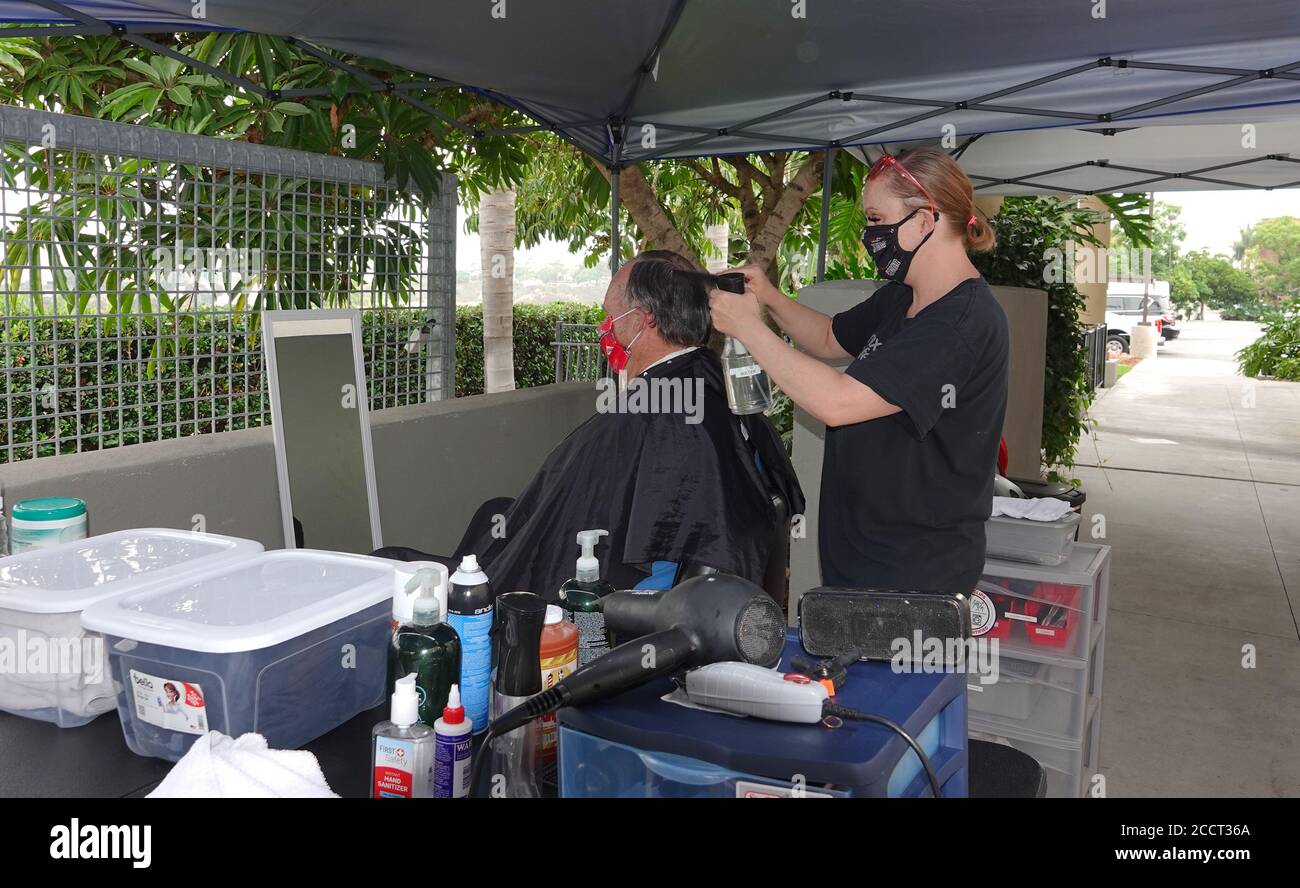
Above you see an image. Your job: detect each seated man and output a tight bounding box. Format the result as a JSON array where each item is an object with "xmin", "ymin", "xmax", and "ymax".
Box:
[{"xmin": 374, "ymin": 250, "xmax": 801, "ymax": 599}]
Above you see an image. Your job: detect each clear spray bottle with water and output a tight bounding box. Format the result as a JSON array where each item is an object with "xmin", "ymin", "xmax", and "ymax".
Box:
[{"xmin": 714, "ymin": 272, "xmax": 772, "ymax": 415}]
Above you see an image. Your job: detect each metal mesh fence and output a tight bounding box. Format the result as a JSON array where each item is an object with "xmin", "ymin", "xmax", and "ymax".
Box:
[
  {"xmin": 0, "ymin": 105, "xmax": 455, "ymax": 463},
  {"xmin": 553, "ymin": 321, "xmax": 609, "ymax": 384}
]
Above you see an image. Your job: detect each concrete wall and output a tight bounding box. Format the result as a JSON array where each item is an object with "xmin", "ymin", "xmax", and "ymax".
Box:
[{"xmin": 0, "ymin": 383, "xmax": 595, "ymax": 554}]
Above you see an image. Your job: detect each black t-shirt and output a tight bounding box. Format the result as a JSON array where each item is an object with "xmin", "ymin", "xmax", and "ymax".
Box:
[{"xmin": 820, "ymin": 277, "xmax": 1009, "ymax": 593}]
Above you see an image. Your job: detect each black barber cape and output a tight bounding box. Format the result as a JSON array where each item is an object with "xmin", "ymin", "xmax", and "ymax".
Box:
[{"xmin": 467, "ymin": 348, "xmax": 778, "ymax": 600}]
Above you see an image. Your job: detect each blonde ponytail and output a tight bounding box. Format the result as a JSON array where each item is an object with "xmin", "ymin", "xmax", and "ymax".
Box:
[{"xmin": 887, "ymin": 146, "xmax": 997, "ymax": 254}]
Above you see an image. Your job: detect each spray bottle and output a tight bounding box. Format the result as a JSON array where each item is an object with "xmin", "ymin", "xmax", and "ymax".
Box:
[
  {"xmin": 487, "ymin": 591, "xmax": 548, "ymax": 798},
  {"xmin": 371, "ymin": 673, "xmax": 436, "ymax": 798},
  {"xmin": 558, "ymin": 529, "xmax": 616, "ymax": 667},
  {"xmin": 433, "ymin": 683, "xmax": 473, "ymax": 798},
  {"xmin": 447, "ymin": 554, "xmax": 493, "ymax": 736},
  {"xmin": 715, "ymin": 272, "xmax": 772, "ymax": 415},
  {"xmin": 389, "ymin": 566, "xmax": 461, "ymax": 725}
]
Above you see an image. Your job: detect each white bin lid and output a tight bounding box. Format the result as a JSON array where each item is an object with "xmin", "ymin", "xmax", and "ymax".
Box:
[
  {"xmin": 80, "ymin": 549, "xmax": 396, "ymax": 654},
  {"xmin": 0, "ymin": 528, "xmax": 264, "ymax": 614}
]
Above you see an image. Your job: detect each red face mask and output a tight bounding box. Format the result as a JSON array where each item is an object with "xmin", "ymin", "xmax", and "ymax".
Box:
[{"xmin": 599, "ymin": 308, "xmax": 642, "ymax": 374}]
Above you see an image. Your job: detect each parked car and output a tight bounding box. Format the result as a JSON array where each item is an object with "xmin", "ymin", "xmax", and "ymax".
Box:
[{"xmin": 1104, "ymin": 294, "xmax": 1179, "ymax": 355}]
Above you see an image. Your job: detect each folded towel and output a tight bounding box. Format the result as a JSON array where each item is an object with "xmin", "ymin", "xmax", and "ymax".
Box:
[
  {"xmin": 991, "ymin": 496, "xmax": 1075, "ymax": 522},
  {"xmin": 148, "ymin": 731, "xmax": 339, "ymax": 798}
]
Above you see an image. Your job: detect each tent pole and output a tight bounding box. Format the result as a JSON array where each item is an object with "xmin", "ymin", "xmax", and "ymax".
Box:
[
  {"xmin": 610, "ymin": 165, "xmax": 622, "ymax": 274},
  {"xmin": 815, "ymin": 146, "xmax": 837, "ymax": 283}
]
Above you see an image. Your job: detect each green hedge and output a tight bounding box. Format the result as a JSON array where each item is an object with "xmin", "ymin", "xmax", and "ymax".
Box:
[
  {"xmin": 454, "ymin": 302, "xmax": 604, "ymax": 396},
  {"xmin": 1, "ymin": 304, "xmax": 602, "ymax": 461}
]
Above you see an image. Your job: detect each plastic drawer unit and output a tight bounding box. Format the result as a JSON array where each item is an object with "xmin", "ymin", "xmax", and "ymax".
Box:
[
  {"xmin": 985, "ymin": 512, "xmax": 1081, "ymax": 566},
  {"xmin": 0, "ymin": 529, "xmax": 263, "ymax": 727},
  {"xmin": 967, "ymin": 627, "xmax": 1105, "ymax": 741},
  {"xmin": 974, "ymin": 544, "xmax": 1110, "ymax": 662},
  {"xmin": 558, "ymin": 631, "xmax": 968, "ymax": 798},
  {"xmin": 81, "ymin": 549, "xmax": 396, "ymax": 761},
  {"xmin": 970, "ymin": 701, "xmax": 1102, "ymax": 798}
]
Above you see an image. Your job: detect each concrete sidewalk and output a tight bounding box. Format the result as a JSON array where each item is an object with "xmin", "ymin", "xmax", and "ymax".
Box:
[{"xmin": 1073, "ymin": 320, "xmax": 1300, "ymax": 796}]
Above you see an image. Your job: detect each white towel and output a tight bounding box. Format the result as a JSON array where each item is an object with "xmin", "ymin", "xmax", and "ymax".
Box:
[
  {"xmin": 990, "ymin": 496, "xmax": 1075, "ymax": 522},
  {"xmin": 148, "ymin": 731, "xmax": 339, "ymax": 798}
]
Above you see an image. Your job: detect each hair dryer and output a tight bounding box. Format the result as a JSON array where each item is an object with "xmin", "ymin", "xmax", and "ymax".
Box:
[{"xmin": 487, "ymin": 574, "xmax": 785, "ymax": 738}]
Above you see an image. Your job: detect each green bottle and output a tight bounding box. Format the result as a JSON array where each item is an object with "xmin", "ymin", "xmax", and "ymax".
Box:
[
  {"xmin": 558, "ymin": 529, "xmax": 617, "ymax": 668},
  {"xmin": 389, "ymin": 568, "xmax": 462, "ymax": 726}
]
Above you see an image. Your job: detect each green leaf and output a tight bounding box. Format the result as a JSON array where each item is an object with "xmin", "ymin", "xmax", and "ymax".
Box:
[{"xmin": 121, "ymin": 56, "xmax": 161, "ymax": 83}]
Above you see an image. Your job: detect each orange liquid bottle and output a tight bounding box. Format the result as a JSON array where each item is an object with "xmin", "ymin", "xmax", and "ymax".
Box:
[{"xmin": 539, "ymin": 604, "xmax": 580, "ymax": 764}]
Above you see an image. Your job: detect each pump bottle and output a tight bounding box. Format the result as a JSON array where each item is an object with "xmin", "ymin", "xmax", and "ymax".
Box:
[
  {"xmin": 389, "ymin": 566, "xmax": 461, "ymax": 726},
  {"xmin": 558, "ymin": 529, "xmax": 616, "ymax": 667},
  {"xmin": 371, "ymin": 673, "xmax": 436, "ymax": 798}
]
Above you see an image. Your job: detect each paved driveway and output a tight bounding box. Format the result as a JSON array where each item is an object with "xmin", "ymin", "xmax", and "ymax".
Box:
[{"xmin": 1074, "ymin": 320, "xmax": 1300, "ymax": 796}]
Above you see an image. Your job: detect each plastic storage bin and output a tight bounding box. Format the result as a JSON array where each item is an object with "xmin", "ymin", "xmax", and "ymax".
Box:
[
  {"xmin": 977, "ymin": 544, "xmax": 1110, "ymax": 662},
  {"xmin": 81, "ymin": 549, "xmax": 395, "ymax": 761},
  {"xmin": 559, "ymin": 630, "xmax": 968, "ymax": 798},
  {"xmin": 985, "ymin": 512, "xmax": 1081, "ymax": 566},
  {"xmin": 0, "ymin": 528, "xmax": 263, "ymax": 727}
]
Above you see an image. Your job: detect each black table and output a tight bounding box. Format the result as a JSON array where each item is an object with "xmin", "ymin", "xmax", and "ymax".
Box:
[{"xmin": 0, "ymin": 704, "xmax": 387, "ymax": 798}]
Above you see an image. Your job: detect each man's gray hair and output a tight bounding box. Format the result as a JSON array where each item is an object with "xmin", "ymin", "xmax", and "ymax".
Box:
[{"xmin": 623, "ymin": 251, "xmax": 713, "ymax": 347}]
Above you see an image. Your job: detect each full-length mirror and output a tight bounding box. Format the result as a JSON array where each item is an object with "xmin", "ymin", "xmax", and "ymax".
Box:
[{"xmin": 263, "ymin": 310, "xmax": 383, "ymax": 553}]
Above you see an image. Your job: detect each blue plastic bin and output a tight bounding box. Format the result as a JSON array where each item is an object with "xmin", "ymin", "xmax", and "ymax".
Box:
[{"xmin": 558, "ymin": 630, "xmax": 967, "ymax": 797}]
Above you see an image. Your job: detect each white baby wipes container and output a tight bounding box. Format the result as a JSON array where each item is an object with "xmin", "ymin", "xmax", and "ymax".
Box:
[
  {"xmin": 0, "ymin": 528, "xmax": 263, "ymax": 727},
  {"xmin": 81, "ymin": 549, "xmax": 398, "ymax": 762}
]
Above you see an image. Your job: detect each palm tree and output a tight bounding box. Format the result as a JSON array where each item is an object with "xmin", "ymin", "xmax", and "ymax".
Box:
[{"xmin": 479, "ymin": 186, "xmax": 516, "ymax": 393}]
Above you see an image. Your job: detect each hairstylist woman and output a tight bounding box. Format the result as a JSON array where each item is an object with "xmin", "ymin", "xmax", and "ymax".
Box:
[{"xmin": 709, "ymin": 147, "xmax": 1008, "ymax": 594}]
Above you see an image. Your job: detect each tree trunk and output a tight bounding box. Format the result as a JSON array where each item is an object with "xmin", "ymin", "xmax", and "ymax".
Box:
[
  {"xmin": 592, "ymin": 163, "xmax": 701, "ymax": 266},
  {"xmin": 746, "ymin": 154, "xmax": 825, "ymax": 279},
  {"xmin": 479, "ymin": 186, "xmax": 516, "ymax": 393}
]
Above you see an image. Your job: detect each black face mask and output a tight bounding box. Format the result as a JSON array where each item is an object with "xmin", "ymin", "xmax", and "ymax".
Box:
[{"xmin": 861, "ymin": 208, "xmax": 937, "ymax": 283}]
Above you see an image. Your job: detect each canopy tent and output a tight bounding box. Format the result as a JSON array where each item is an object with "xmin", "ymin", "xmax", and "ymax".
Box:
[
  {"xmin": 1, "ymin": 0, "xmax": 1297, "ymax": 186},
  {"xmin": 855, "ymin": 120, "xmax": 1300, "ymax": 195},
  {"xmin": 2, "ymin": 0, "xmax": 1297, "ymax": 275}
]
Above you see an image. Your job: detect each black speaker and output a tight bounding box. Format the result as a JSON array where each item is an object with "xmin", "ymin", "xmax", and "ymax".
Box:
[{"xmin": 798, "ymin": 587, "xmax": 971, "ymax": 662}]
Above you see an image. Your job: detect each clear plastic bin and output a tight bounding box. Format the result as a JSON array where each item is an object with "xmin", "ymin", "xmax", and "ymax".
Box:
[
  {"xmin": 977, "ymin": 544, "xmax": 1110, "ymax": 662},
  {"xmin": 0, "ymin": 528, "xmax": 263, "ymax": 727},
  {"xmin": 81, "ymin": 549, "xmax": 395, "ymax": 761},
  {"xmin": 985, "ymin": 512, "xmax": 1081, "ymax": 566}
]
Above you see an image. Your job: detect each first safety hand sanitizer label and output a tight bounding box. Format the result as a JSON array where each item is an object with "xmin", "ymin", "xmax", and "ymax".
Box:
[
  {"xmin": 129, "ymin": 670, "xmax": 208, "ymax": 735},
  {"xmin": 373, "ymin": 737, "xmax": 417, "ymax": 798}
]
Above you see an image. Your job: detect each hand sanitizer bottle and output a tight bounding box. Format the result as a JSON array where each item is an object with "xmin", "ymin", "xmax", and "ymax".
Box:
[{"xmin": 371, "ymin": 673, "xmax": 436, "ymax": 798}]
